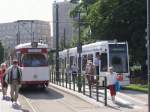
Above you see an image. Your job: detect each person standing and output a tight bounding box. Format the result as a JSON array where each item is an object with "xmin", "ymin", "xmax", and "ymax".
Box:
[
  {"xmin": 7, "ymin": 59, "xmax": 22, "ymax": 104},
  {"xmin": 94, "ymin": 53, "xmax": 101, "ymax": 75},
  {"xmin": 65, "ymin": 64, "xmax": 72, "ymax": 82},
  {"xmin": 106, "ymin": 67, "xmax": 117, "ymax": 103},
  {"xmin": 71, "ymin": 64, "xmax": 78, "ymax": 82},
  {"xmin": 85, "ymin": 60, "xmax": 95, "ymax": 85},
  {"xmin": 1, "ymin": 63, "xmax": 8, "ymax": 99}
]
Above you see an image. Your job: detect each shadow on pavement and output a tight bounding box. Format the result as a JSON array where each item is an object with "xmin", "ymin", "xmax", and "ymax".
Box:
[
  {"xmin": 12, "ymin": 103, "xmax": 30, "ymax": 112},
  {"xmin": 19, "ymin": 86, "xmax": 64, "ymax": 100},
  {"xmin": 21, "ymin": 109, "xmax": 30, "ymax": 112},
  {"xmin": 106, "ymin": 100, "xmax": 134, "ymax": 111},
  {"xmin": 115, "ymin": 101, "xmax": 134, "ymax": 109},
  {"xmin": 121, "ymin": 90, "xmax": 147, "ymax": 95},
  {"xmin": 2, "ymin": 96, "xmax": 11, "ymax": 101}
]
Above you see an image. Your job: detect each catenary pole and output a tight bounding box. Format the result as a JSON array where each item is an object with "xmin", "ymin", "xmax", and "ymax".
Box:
[
  {"xmin": 56, "ymin": 3, "xmax": 60, "ymax": 82},
  {"xmin": 77, "ymin": 11, "xmax": 82, "ymax": 92},
  {"xmin": 147, "ymin": 0, "xmax": 150, "ymax": 111}
]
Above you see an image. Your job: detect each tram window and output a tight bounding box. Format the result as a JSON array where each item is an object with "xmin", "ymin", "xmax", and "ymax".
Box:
[
  {"xmin": 65, "ymin": 57, "xmax": 67, "ymax": 67},
  {"xmin": 17, "ymin": 53, "xmax": 21, "ymax": 65},
  {"xmin": 112, "ymin": 57, "xmax": 122, "ymax": 65},
  {"xmin": 100, "ymin": 53, "xmax": 107, "ymax": 72},
  {"xmin": 59, "ymin": 58, "xmax": 62, "ymax": 68},
  {"xmin": 109, "ymin": 44, "xmax": 128, "ymax": 73},
  {"xmin": 59, "ymin": 58, "xmax": 64, "ymax": 68},
  {"xmin": 82, "ymin": 55, "xmax": 87, "ymax": 71},
  {"xmin": 21, "ymin": 53, "xmax": 48, "ymax": 67},
  {"xmin": 109, "ymin": 54, "xmax": 128, "ymax": 73},
  {"xmin": 70, "ymin": 56, "xmax": 74, "ymax": 67},
  {"xmin": 75, "ymin": 56, "xmax": 77, "ymax": 65},
  {"xmin": 61, "ymin": 58, "xmax": 65, "ymax": 70},
  {"xmin": 88, "ymin": 54, "xmax": 93, "ymax": 62},
  {"xmin": 72, "ymin": 56, "xmax": 76, "ymax": 65}
]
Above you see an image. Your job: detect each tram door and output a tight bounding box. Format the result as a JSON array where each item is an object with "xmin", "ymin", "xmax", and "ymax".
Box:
[
  {"xmin": 100, "ymin": 53, "xmax": 108, "ymax": 72},
  {"xmin": 99, "ymin": 53, "xmax": 107, "ymax": 86}
]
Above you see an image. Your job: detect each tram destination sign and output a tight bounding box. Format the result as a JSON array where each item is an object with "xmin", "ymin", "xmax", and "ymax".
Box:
[
  {"xmin": 109, "ymin": 44, "xmax": 127, "ymax": 52},
  {"xmin": 28, "ymin": 49, "xmax": 41, "ymax": 53}
]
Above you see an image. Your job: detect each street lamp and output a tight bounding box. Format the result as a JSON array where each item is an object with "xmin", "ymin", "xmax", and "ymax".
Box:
[{"xmin": 70, "ymin": 0, "xmax": 83, "ymax": 92}]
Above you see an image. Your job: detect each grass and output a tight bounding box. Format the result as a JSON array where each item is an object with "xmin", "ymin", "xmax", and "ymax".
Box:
[{"xmin": 123, "ymin": 84, "xmax": 148, "ymax": 93}]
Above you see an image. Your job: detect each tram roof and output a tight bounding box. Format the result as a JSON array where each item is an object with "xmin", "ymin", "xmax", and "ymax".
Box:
[
  {"xmin": 15, "ymin": 42, "xmax": 48, "ymax": 49},
  {"xmin": 59, "ymin": 41, "xmax": 127, "ymax": 55},
  {"xmin": 83, "ymin": 41, "xmax": 126, "ymax": 47},
  {"xmin": 72, "ymin": 41, "xmax": 126, "ymax": 50}
]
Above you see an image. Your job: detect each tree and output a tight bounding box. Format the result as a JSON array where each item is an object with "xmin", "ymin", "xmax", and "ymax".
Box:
[{"xmin": 70, "ymin": 0, "xmax": 147, "ymax": 70}]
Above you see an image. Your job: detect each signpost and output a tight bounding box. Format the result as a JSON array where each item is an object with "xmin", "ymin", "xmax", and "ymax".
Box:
[
  {"xmin": 77, "ymin": 11, "xmax": 82, "ymax": 92},
  {"xmin": 56, "ymin": 3, "xmax": 59, "ymax": 82}
]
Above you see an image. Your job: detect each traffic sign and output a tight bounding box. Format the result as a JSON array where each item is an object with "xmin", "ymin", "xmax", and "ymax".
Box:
[{"xmin": 77, "ymin": 43, "xmax": 82, "ymax": 53}]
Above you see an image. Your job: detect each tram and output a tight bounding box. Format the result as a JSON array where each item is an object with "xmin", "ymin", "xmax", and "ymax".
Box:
[
  {"xmin": 59, "ymin": 41, "xmax": 129, "ymax": 85},
  {"xmin": 15, "ymin": 42, "xmax": 49, "ymax": 88}
]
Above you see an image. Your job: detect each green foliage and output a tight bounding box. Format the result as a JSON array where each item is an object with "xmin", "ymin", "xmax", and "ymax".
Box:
[
  {"xmin": 70, "ymin": 0, "xmax": 147, "ymax": 70},
  {"xmin": 0, "ymin": 41, "xmax": 4, "ymax": 63},
  {"xmin": 130, "ymin": 65, "xmax": 141, "ymax": 72},
  {"xmin": 123, "ymin": 84, "xmax": 148, "ymax": 93},
  {"xmin": 48, "ymin": 51, "xmax": 55, "ymax": 65},
  {"xmin": 70, "ymin": 0, "xmax": 79, "ymax": 4}
]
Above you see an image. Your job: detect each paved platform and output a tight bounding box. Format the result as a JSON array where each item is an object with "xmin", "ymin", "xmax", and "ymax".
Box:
[
  {"xmin": 49, "ymin": 83, "xmax": 148, "ymax": 112},
  {"xmin": 0, "ymin": 85, "xmax": 22, "ymax": 112},
  {"xmin": 0, "ymin": 83, "xmax": 148, "ymax": 112}
]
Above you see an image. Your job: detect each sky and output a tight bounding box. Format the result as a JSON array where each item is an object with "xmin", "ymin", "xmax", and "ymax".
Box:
[
  {"xmin": 0, "ymin": 0, "xmax": 67, "ymax": 22},
  {"xmin": 0, "ymin": 0, "xmax": 66, "ymax": 36}
]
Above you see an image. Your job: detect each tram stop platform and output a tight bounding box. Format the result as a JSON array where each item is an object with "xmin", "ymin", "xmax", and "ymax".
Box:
[
  {"xmin": 0, "ymin": 84, "xmax": 22, "ymax": 112},
  {"xmin": 0, "ymin": 82, "xmax": 148, "ymax": 112},
  {"xmin": 49, "ymin": 83, "xmax": 148, "ymax": 112}
]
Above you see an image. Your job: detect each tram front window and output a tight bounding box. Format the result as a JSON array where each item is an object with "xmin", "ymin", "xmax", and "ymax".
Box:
[
  {"xmin": 109, "ymin": 53, "xmax": 128, "ymax": 73},
  {"xmin": 22, "ymin": 53, "xmax": 48, "ymax": 67},
  {"xmin": 109, "ymin": 44, "xmax": 128, "ymax": 73}
]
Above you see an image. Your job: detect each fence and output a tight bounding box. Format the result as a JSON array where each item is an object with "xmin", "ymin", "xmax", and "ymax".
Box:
[{"xmin": 50, "ymin": 71, "xmax": 108, "ymax": 106}]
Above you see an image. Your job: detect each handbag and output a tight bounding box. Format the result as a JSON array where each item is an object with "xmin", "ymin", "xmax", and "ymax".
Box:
[{"xmin": 117, "ymin": 75, "xmax": 123, "ymax": 81}]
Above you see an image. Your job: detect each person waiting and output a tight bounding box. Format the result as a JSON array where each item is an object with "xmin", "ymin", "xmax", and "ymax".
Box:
[
  {"xmin": 71, "ymin": 64, "xmax": 78, "ymax": 82},
  {"xmin": 94, "ymin": 52, "xmax": 101, "ymax": 75}
]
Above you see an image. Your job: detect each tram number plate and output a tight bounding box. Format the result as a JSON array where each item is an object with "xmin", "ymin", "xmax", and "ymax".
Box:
[{"xmin": 33, "ymin": 74, "xmax": 37, "ymax": 79}]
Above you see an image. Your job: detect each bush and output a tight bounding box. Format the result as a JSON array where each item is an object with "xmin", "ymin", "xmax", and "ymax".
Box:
[{"xmin": 123, "ymin": 84, "xmax": 148, "ymax": 93}]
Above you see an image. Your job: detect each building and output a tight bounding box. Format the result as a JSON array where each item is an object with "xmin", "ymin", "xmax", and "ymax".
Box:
[
  {"xmin": 53, "ymin": 1, "xmax": 77, "ymax": 49},
  {"xmin": 0, "ymin": 20, "xmax": 51, "ymax": 49}
]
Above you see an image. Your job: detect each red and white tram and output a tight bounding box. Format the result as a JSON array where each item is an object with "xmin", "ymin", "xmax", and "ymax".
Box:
[{"xmin": 15, "ymin": 42, "xmax": 49, "ymax": 88}]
